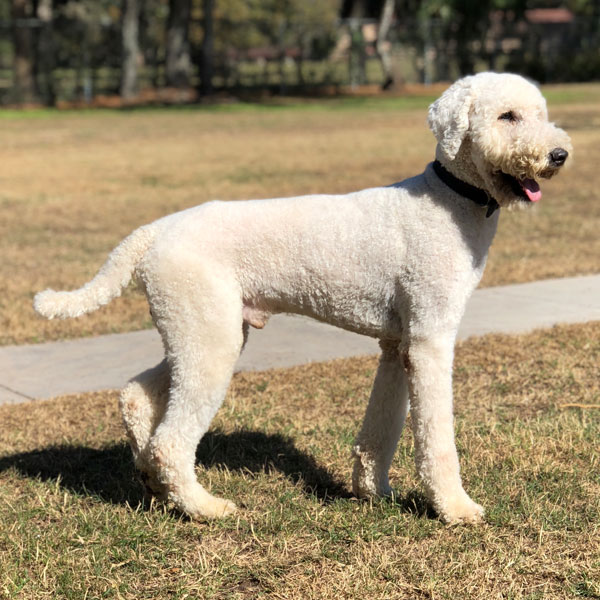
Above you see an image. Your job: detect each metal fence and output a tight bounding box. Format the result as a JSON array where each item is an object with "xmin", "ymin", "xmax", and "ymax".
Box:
[{"xmin": 1, "ymin": 12, "xmax": 599, "ymax": 106}]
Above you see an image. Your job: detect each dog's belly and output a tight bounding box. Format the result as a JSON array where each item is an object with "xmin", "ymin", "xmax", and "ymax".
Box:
[
  {"xmin": 243, "ymin": 285, "xmax": 403, "ymax": 340},
  {"xmin": 305, "ymin": 307, "xmax": 402, "ymax": 339}
]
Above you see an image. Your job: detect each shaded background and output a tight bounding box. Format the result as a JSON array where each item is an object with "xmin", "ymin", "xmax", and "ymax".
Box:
[{"xmin": 2, "ymin": 0, "xmax": 600, "ymax": 106}]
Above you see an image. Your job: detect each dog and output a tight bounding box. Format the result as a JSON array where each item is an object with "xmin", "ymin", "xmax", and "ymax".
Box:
[{"xmin": 34, "ymin": 72, "xmax": 571, "ymax": 523}]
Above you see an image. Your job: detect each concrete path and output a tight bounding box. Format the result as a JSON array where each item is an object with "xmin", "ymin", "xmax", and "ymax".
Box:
[{"xmin": 1, "ymin": 275, "xmax": 599, "ymax": 404}]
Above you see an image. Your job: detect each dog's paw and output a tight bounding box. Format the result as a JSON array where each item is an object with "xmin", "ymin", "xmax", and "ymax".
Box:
[
  {"xmin": 436, "ymin": 493, "xmax": 485, "ymax": 524},
  {"xmin": 353, "ymin": 477, "xmax": 393, "ymax": 499},
  {"xmin": 184, "ymin": 497, "xmax": 237, "ymax": 521},
  {"xmin": 352, "ymin": 446, "xmax": 393, "ymax": 498},
  {"xmin": 200, "ymin": 496, "xmax": 237, "ymax": 519},
  {"xmin": 174, "ymin": 488, "xmax": 237, "ymax": 520}
]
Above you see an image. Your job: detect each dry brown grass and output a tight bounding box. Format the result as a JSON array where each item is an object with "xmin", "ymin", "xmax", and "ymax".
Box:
[
  {"xmin": 1, "ymin": 87, "xmax": 599, "ymax": 345},
  {"xmin": 0, "ymin": 322, "xmax": 599, "ymax": 599}
]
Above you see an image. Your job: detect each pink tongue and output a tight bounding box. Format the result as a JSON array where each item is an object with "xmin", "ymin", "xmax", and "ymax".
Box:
[{"xmin": 520, "ymin": 178, "xmax": 541, "ymax": 202}]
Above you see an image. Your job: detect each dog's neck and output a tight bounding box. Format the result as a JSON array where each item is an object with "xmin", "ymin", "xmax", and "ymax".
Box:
[{"xmin": 433, "ymin": 149, "xmax": 499, "ymax": 218}]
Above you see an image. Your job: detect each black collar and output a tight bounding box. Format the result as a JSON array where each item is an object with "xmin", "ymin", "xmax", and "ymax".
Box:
[{"xmin": 432, "ymin": 160, "xmax": 499, "ymax": 218}]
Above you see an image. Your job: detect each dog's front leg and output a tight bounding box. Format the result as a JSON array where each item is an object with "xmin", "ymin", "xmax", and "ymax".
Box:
[
  {"xmin": 352, "ymin": 339, "xmax": 409, "ymax": 498},
  {"xmin": 405, "ymin": 333, "xmax": 484, "ymax": 523}
]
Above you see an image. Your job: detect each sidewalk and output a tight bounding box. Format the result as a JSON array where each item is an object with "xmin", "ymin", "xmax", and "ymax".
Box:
[{"xmin": 1, "ymin": 275, "xmax": 599, "ymax": 405}]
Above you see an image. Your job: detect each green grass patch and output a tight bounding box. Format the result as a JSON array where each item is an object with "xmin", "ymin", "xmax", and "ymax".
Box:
[
  {"xmin": 4, "ymin": 80, "xmax": 598, "ymax": 123},
  {"xmin": 543, "ymin": 83, "xmax": 600, "ymax": 105},
  {"xmin": 0, "ymin": 93, "xmax": 437, "ymax": 122}
]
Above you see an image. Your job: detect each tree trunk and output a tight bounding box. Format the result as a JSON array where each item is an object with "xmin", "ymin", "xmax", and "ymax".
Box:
[
  {"xmin": 376, "ymin": 0, "xmax": 395, "ymax": 89},
  {"xmin": 36, "ymin": 0, "xmax": 55, "ymax": 105},
  {"xmin": 277, "ymin": 19, "xmax": 287, "ymax": 95},
  {"xmin": 295, "ymin": 51, "xmax": 305, "ymax": 87},
  {"xmin": 348, "ymin": 18, "xmax": 366, "ymax": 87},
  {"xmin": 200, "ymin": 0, "xmax": 214, "ymax": 95},
  {"xmin": 121, "ymin": 0, "xmax": 140, "ymax": 100},
  {"xmin": 166, "ymin": 0, "xmax": 192, "ymax": 88},
  {"xmin": 11, "ymin": 0, "xmax": 37, "ymax": 104}
]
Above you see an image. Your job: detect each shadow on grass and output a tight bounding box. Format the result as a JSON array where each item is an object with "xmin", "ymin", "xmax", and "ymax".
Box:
[
  {"xmin": 0, "ymin": 442, "xmax": 145, "ymax": 506},
  {"xmin": 196, "ymin": 429, "xmax": 351, "ymax": 502},
  {"xmin": 393, "ymin": 490, "xmax": 436, "ymax": 519},
  {"xmin": 0, "ymin": 429, "xmax": 430, "ymax": 516},
  {"xmin": 0, "ymin": 430, "xmax": 351, "ymax": 508}
]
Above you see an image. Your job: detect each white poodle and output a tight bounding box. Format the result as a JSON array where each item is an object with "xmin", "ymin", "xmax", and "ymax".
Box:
[{"xmin": 35, "ymin": 72, "xmax": 571, "ymax": 523}]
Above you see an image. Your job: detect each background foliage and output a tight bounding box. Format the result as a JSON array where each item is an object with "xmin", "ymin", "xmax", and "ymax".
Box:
[{"xmin": 2, "ymin": 0, "xmax": 600, "ymax": 105}]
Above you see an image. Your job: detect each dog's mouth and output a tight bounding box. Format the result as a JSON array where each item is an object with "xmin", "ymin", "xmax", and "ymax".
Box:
[{"xmin": 501, "ymin": 172, "xmax": 542, "ymax": 203}]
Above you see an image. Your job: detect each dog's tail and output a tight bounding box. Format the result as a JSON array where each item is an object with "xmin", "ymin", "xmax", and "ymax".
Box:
[{"xmin": 34, "ymin": 224, "xmax": 158, "ymax": 320}]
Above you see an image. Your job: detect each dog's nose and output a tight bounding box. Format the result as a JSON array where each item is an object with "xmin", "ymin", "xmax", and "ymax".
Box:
[{"xmin": 549, "ymin": 148, "xmax": 568, "ymax": 166}]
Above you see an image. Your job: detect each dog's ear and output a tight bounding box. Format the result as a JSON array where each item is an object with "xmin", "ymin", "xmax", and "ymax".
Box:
[{"xmin": 428, "ymin": 77, "xmax": 474, "ymax": 162}]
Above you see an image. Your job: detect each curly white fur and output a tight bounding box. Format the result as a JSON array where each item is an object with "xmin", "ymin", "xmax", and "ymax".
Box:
[
  {"xmin": 34, "ymin": 72, "xmax": 570, "ymax": 523},
  {"xmin": 34, "ymin": 225, "xmax": 158, "ymax": 319}
]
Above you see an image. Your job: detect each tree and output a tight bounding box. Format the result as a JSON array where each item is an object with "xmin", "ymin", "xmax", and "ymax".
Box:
[
  {"xmin": 340, "ymin": 0, "xmax": 403, "ymax": 89},
  {"xmin": 200, "ymin": 0, "xmax": 214, "ymax": 95},
  {"xmin": 121, "ymin": 0, "xmax": 141, "ymax": 99},
  {"xmin": 376, "ymin": 0, "xmax": 395, "ymax": 88},
  {"xmin": 36, "ymin": 0, "xmax": 55, "ymax": 105},
  {"xmin": 418, "ymin": 0, "xmax": 527, "ymax": 78},
  {"xmin": 166, "ymin": 0, "xmax": 192, "ymax": 87},
  {"xmin": 11, "ymin": 0, "xmax": 37, "ymax": 103}
]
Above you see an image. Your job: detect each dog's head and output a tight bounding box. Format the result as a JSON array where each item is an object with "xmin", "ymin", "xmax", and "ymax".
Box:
[{"xmin": 428, "ymin": 72, "xmax": 572, "ymax": 208}]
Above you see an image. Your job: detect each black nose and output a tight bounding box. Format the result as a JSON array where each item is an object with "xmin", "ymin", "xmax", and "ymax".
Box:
[{"xmin": 549, "ymin": 147, "xmax": 568, "ymax": 167}]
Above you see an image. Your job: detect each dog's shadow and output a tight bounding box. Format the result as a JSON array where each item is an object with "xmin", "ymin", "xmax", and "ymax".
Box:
[{"xmin": 0, "ymin": 429, "xmax": 430, "ymax": 516}]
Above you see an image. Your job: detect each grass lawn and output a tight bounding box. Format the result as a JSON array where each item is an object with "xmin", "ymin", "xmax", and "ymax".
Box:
[
  {"xmin": 1, "ymin": 84, "xmax": 599, "ymax": 345},
  {"xmin": 0, "ymin": 322, "xmax": 599, "ymax": 599}
]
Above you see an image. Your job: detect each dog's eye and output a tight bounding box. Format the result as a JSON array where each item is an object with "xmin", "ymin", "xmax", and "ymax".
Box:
[{"xmin": 498, "ymin": 111, "xmax": 518, "ymax": 122}]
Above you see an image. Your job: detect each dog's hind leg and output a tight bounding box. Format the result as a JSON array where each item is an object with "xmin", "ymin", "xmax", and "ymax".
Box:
[
  {"xmin": 120, "ymin": 359, "xmax": 170, "ymax": 499},
  {"xmin": 352, "ymin": 339, "xmax": 409, "ymax": 498},
  {"xmin": 145, "ymin": 273, "xmax": 243, "ymax": 520}
]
